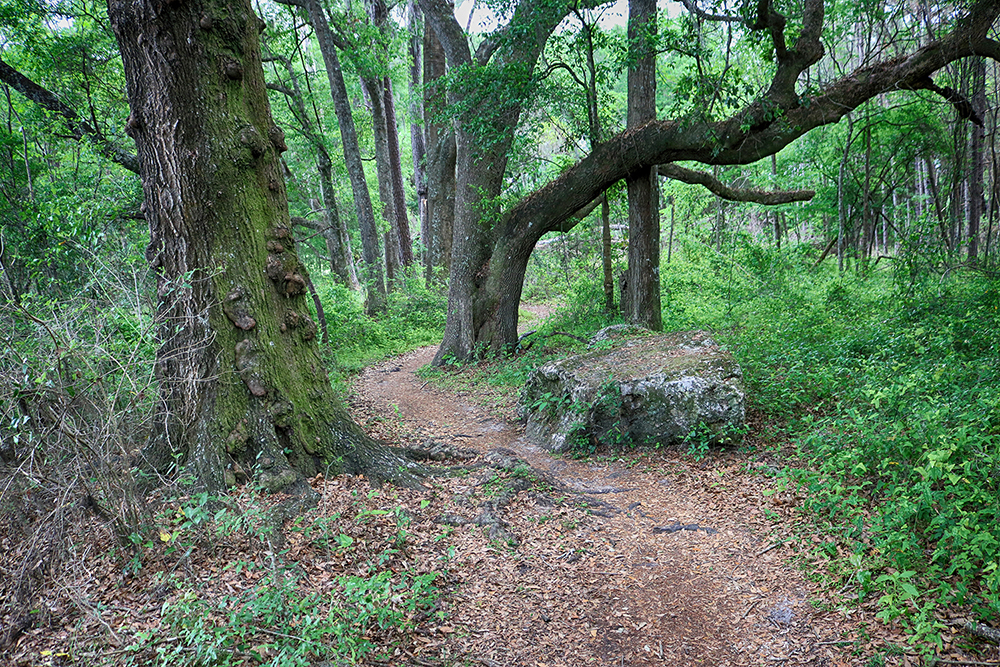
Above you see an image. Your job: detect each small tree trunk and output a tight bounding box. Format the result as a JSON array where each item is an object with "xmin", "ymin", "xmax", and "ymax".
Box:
[
  {"xmin": 383, "ymin": 77, "xmax": 414, "ymax": 267},
  {"xmin": 408, "ymin": 1, "xmax": 427, "ymax": 270},
  {"xmin": 601, "ymin": 195, "xmax": 614, "ymax": 312},
  {"xmin": 362, "ymin": 75, "xmax": 403, "ymax": 288},
  {"xmin": 666, "ymin": 195, "xmax": 675, "ymax": 264},
  {"xmin": 317, "ymin": 152, "xmax": 360, "ymax": 289},
  {"xmin": 968, "ymin": 57, "xmax": 986, "ymax": 264},
  {"xmin": 625, "ymin": 0, "xmax": 661, "ymax": 331},
  {"xmin": 303, "ymin": 0, "xmax": 386, "ymax": 314},
  {"xmin": 422, "ymin": 19, "xmax": 454, "ymax": 283},
  {"xmin": 268, "ymin": 52, "xmax": 359, "ymax": 290}
]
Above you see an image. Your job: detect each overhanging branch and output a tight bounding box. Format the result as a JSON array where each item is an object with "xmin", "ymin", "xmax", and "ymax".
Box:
[
  {"xmin": 905, "ymin": 76, "xmax": 983, "ymax": 125},
  {"xmin": 657, "ymin": 163, "xmax": 814, "ymax": 204},
  {"xmin": 501, "ymin": 0, "xmax": 1000, "ymax": 243},
  {"xmin": 0, "ymin": 57, "xmax": 140, "ymax": 175}
]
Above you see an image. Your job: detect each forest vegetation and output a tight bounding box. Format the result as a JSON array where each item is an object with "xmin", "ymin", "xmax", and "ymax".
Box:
[{"xmin": 1, "ymin": 0, "xmax": 999, "ymax": 663}]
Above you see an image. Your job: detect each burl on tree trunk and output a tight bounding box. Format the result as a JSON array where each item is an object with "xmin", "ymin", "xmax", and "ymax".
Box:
[{"xmin": 108, "ymin": 0, "xmax": 421, "ymax": 492}]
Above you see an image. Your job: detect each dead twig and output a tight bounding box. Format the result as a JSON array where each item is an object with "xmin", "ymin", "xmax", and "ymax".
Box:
[
  {"xmin": 755, "ymin": 541, "xmax": 784, "ymax": 557},
  {"xmin": 740, "ymin": 599, "xmax": 762, "ymax": 619}
]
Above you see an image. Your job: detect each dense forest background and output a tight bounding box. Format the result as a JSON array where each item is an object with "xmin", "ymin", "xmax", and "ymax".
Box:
[{"xmin": 1, "ymin": 0, "xmax": 999, "ymax": 663}]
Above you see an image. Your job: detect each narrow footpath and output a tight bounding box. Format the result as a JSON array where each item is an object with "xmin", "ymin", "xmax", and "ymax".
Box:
[{"xmin": 348, "ymin": 345, "xmax": 867, "ymax": 666}]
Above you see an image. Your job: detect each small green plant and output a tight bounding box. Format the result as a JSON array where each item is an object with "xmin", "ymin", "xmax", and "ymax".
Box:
[
  {"xmin": 530, "ymin": 390, "xmax": 569, "ymax": 417},
  {"xmin": 682, "ymin": 421, "xmax": 714, "ymax": 461}
]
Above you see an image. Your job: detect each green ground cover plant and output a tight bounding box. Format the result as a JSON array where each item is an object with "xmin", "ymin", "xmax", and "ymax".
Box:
[{"xmin": 520, "ymin": 228, "xmax": 1000, "ymax": 650}]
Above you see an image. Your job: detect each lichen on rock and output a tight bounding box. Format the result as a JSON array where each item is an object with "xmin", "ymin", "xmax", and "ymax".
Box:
[{"xmin": 520, "ymin": 330, "xmax": 745, "ymax": 453}]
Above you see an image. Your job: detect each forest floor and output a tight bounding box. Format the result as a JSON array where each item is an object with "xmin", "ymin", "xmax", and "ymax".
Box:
[
  {"xmin": 338, "ymin": 305, "xmax": 980, "ymax": 667},
  {"xmin": 3, "ymin": 307, "xmax": 997, "ymax": 666}
]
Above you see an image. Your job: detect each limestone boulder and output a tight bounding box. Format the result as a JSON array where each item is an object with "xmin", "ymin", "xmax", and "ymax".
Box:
[{"xmin": 520, "ymin": 330, "xmax": 745, "ymax": 453}]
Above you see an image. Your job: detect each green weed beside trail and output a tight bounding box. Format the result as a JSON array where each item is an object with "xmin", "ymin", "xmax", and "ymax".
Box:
[
  {"xmin": 534, "ymin": 235, "xmax": 1000, "ymax": 648},
  {"xmin": 317, "ymin": 276, "xmax": 447, "ymax": 376}
]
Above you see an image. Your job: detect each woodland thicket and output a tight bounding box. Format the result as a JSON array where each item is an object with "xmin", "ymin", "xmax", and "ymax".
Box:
[{"xmin": 1, "ymin": 0, "xmax": 999, "ymax": 661}]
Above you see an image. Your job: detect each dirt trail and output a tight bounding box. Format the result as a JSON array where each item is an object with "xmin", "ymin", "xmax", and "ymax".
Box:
[{"xmin": 350, "ymin": 345, "xmax": 861, "ymax": 666}]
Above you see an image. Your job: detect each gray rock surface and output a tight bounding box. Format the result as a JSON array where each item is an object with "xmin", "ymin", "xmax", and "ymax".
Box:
[{"xmin": 520, "ymin": 330, "xmax": 745, "ymax": 453}]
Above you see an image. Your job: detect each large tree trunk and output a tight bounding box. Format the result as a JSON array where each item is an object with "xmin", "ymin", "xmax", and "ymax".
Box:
[
  {"xmin": 108, "ymin": 0, "xmax": 421, "ymax": 492},
  {"xmin": 303, "ymin": 0, "xmax": 386, "ymax": 315},
  {"xmin": 420, "ymin": 0, "xmax": 583, "ymax": 362},
  {"xmin": 625, "ymin": 0, "xmax": 661, "ymax": 331}
]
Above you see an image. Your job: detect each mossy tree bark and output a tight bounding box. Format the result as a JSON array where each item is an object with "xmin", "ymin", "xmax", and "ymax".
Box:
[{"xmin": 108, "ymin": 0, "xmax": 423, "ymax": 492}]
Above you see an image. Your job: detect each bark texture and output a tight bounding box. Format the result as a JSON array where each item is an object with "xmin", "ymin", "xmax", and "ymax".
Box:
[
  {"xmin": 625, "ymin": 0, "xmax": 661, "ymax": 331},
  {"xmin": 108, "ymin": 0, "xmax": 421, "ymax": 491}
]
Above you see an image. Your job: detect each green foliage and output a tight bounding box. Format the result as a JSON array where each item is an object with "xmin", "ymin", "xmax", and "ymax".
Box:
[
  {"xmin": 135, "ymin": 566, "xmax": 438, "ymax": 667},
  {"xmin": 315, "ymin": 275, "xmax": 446, "ymax": 374},
  {"xmin": 712, "ymin": 249, "xmax": 1000, "ymax": 648},
  {"xmin": 124, "ymin": 491, "xmax": 442, "ymax": 667}
]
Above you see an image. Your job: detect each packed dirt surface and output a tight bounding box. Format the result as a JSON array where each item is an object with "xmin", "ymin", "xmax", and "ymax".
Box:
[{"xmin": 349, "ymin": 346, "xmax": 875, "ymax": 666}]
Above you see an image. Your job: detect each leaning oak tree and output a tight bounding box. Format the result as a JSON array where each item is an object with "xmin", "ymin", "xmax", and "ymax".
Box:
[
  {"xmin": 107, "ymin": 0, "xmax": 422, "ymax": 491},
  {"xmin": 420, "ymin": 0, "xmax": 1000, "ymax": 361}
]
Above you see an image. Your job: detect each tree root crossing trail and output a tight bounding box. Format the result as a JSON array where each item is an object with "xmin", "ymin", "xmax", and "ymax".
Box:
[{"xmin": 348, "ymin": 346, "xmax": 868, "ymax": 666}]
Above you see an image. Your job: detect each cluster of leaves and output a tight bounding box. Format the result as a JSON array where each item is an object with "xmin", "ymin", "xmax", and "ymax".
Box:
[{"xmin": 316, "ymin": 274, "xmax": 447, "ymax": 375}]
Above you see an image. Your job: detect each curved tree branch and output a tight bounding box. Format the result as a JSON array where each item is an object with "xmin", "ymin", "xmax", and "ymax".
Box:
[
  {"xmin": 0, "ymin": 57, "xmax": 140, "ymax": 175},
  {"xmin": 500, "ymin": 0, "xmax": 1000, "ymax": 245},
  {"xmin": 657, "ymin": 163, "xmax": 815, "ymax": 204},
  {"xmin": 904, "ymin": 76, "xmax": 983, "ymax": 125}
]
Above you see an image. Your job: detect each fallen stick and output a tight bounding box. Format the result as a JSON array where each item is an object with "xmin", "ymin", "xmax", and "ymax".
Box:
[
  {"xmin": 962, "ymin": 621, "xmax": 1000, "ymax": 644},
  {"xmin": 755, "ymin": 541, "xmax": 784, "ymax": 557}
]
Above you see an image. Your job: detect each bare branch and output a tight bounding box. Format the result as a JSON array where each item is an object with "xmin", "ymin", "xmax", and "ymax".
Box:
[
  {"xmin": 538, "ymin": 61, "xmax": 588, "ymax": 90},
  {"xmin": 657, "ymin": 163, "xmax": 815, "ymax": 204},
  {"xmin": 265, "ymin": 82, "xmax": 296, "ymax": 97},
  {"xmin": 290, "ymin": 216, "xmax": 321, "ymax": 230},
  {"xmin": 0, "ymin": 57, "xmax": 139, "ymax": 175}
]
